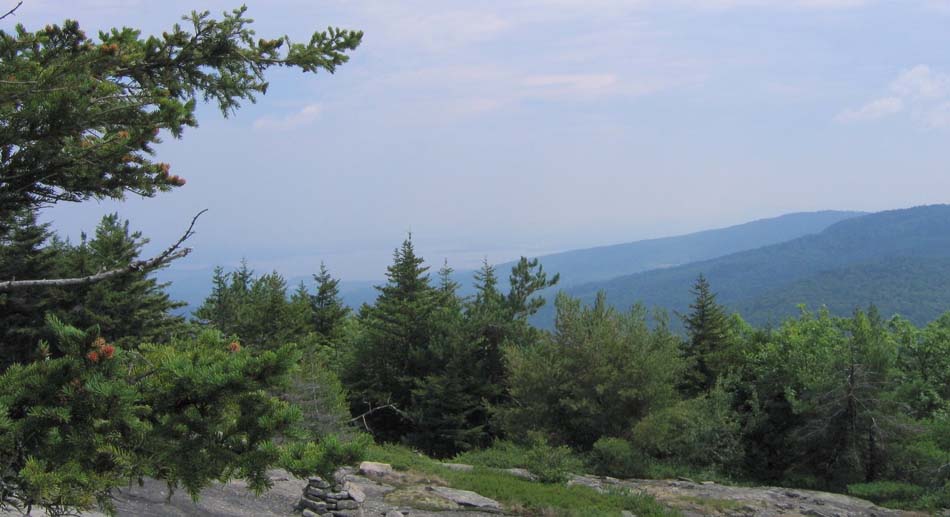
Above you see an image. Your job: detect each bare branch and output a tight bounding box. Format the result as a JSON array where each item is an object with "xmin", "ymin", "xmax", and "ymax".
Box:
[
  {"xmin": 349, "ymin": 399, "xmax": 413, "ymax": 435},
  {"xmin": 0, "ymin": 209, "xmax": 208, "ymax": 291},
  {"xmin": 0, "ymin": 1, "xmax": 22, "ymax": 22}
]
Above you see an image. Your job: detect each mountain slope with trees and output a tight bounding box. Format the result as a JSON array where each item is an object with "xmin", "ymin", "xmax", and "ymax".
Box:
[
  {"xmin": 488, "ymin": 210, "xmax": 864, "ymax": 288},
  {"xmin": 551, "ymin": 204, "xmax": 950, "ymax": 327}
]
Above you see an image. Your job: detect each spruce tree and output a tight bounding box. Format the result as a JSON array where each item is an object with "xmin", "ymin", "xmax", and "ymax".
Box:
[
  {"xmin": 310, "ymin": 262, "xmax": 350, "ymax": 340},
  {"xmin": 344, "ymin": 236, "xmax": 439, "ymax": 442},
  {"xmin": 55, "ymin": 214, "xmax": 185, "ymax": 347},
  {"xmin": 195, "ymin": 262, "xmax": 306, "ymax": 349},
  {"xmin": 466, "ymin": 260, "xmax": 509, "ymax": 396},
  {"xmin": 0, "ymin": 209, "xmax": 58, "ymax": 366},
  {"xmin": 681, "ymin": 274, "xmax": 732, "ymax": 395}
]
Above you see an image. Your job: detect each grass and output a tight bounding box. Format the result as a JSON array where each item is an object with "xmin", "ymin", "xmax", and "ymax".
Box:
[{"xmin": 365, "ymin": 443, "xmax": 680, "ymax": 517}]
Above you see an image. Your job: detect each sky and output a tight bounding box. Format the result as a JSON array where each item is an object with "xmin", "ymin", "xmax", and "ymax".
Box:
[{"xmin": 13, "ymin": 0, "xmax": 950, "ymax": 280}]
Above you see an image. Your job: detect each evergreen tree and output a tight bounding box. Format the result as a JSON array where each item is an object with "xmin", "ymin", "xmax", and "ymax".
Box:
[
  {"xmin": 0, "ymin": 7, "xmax": 361, "ymax": 219},
  {"xmin": 310, "ymin": 262, "xmax": 350, "ymax": 340},
  {"xmin": 194, "ymin": 263, "xmax": 250, "ymax": 337},
  {"xmin": 0, "ymin": 317, "xmax": 307, "ymax": 514},
  {"xmin": 468, "ymin": 257, "xmax": 559, "ymax": 389},
  {"xmin": 343, "ymin": 236, "xmax": 440, "ymax": 443},
  {"xmin": 0, "ymin": 209, "xmax": 58, "ymax": 366},
  {"xmin": 499, "ymin": 292, "xmax": 684, "ymax": 449},
  {"xmin": 680, "ymin": 274, "xmax": 733, "ymax": 395},
  {"xmin": 55, "ymin": 214, "xmax": 185, "ymax": 347},
  {"xmin": 507, "ymin": 257, "xmax": 559, "ymax": 321},
  {"xmin": 0, "ymin": 7, "xmax": 362, "ymax": 512},
  {"xmin": 195, "ymin": 262, "xmax": 306, "ymax": 349}
]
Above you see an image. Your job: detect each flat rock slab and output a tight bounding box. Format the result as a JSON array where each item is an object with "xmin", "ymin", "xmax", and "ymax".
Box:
[
  {"xmin": 502, "ymin": 468, "xmax": 537, "ymax": 481},
  {"xmin": 441, "ymin": 462, "xmax": 475, "ymax": 472},
  {"xmin": 359, "ymin": 461, "xmax": 394, "ymax": 478},
  {"xmin": 570, "ymin": 475, "xmax": 921, "ymax": 517},
  {"xmin": 350, "ymin": 475, "xmax": 503, "ymax": 517},
  {"xmin": 429, "ymin": 486, "xmax": 503, "ymax": 513},
  {"xmin": 14, "ymin": 470, "xmax": 305, "ymax": 517}
]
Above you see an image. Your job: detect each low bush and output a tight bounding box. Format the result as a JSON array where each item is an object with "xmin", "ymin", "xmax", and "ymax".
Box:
[
  {"xmin": 452, "ymin": 440, "xmax": 533, "ymax": 469},
  {"xmin": 452, "ymin": 436, "xmax": 584, "ymax": 483},
  {"xmin": 280, "ymin": 433, "xmax": 370, "ymax": 479},
  {"xmin": 631, "ymin": 386, "xmax": 741, "ymax": 470},
  {"xmin": 524, "ymin": 434, "xmax": 585, "ymax": 483},
  {"xmin": 588, "ymin": 437, "xmax": 648, "ymax": 479}
]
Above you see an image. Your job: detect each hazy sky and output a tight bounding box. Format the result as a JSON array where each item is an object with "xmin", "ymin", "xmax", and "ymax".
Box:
[{"xmin": 15, "ymin": 0, "xmax": 950, "ymax": 279}]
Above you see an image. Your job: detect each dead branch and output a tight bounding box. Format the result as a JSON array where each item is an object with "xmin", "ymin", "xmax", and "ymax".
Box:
[
  {"xmin": 0, "ymin": 209, "xmax": 207, "ymax": 291},
  {"xmin": 349, "ymin": 400, "xmax": 412, "ymax": 435},
  {"xmin": 0, "ymin": 1, "xmax": 22, "ymax": 22}
]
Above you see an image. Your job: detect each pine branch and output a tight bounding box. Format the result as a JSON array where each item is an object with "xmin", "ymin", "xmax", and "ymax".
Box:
[{"xmin": 0, "ymin": 209, "xmax": 207, "ymax": 291}]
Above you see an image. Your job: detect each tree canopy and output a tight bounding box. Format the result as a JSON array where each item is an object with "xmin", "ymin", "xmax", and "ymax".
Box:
[
  {"xmin": 0, "ymin": 6, "xmax": 361, "ymax": 514},
  {"xmin": 0, "ymin": 6, "xmax": 361, "ymax": 218}
]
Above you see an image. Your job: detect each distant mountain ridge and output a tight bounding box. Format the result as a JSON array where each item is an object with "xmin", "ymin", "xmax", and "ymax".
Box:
[
  {"xmin": 548, "ymin": 204, "xmax": 950, "ymax": 327},
  {"xmin": 484, "ymin": 210, "xmax": 865, "ymax": 289},
  {"xmin": 160, "ymin": 209, "xmax": 866, "ymax": 315},
  {"xmin": 338, "ymin": 210, "xmax": 864, "ymax": 307}
]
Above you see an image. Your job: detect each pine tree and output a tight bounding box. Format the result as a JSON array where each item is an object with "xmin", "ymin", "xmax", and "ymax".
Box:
[
  {"xmin": 681, "ymin": 274, "xmax": 732, "ymax": 395},
  {"xmin": 507, "ymin": 257, "xmax": 559, "ymax": 321}
]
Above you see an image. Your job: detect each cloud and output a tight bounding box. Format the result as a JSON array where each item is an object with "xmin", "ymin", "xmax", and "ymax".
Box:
[
  {"xmin": 890, "ymin": 65, "xmax": 950, "ymax": 100},
  {"xmin": 836, "ymin": 97, "xmax": 903, "ymax": 122},
  {"xmin": 252, "ymin": 104, "xmax": 323, "ymax": 131},
  {"xmin": 354, "ymin": 4, "xmax": 513, "ymax": 52},
  {"xmin": 382, "ymin": 66, "xmax": 674, "ymax": 120},
  {"xmin": 838, "ymin": 65, "xmax": 950, "ymax": 128},
  {"xmin": 520, "ymin": 74, "xmax": 620, "ymax": 98}
]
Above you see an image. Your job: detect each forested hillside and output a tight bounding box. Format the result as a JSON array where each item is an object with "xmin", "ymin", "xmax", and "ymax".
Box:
[
  {"xmin": 487, "ymin": 210, "xmax": 863, "ymax": 288},
  {"xmin": 551, "ymin": 204, "xmax": 950, "ymax": 327}
]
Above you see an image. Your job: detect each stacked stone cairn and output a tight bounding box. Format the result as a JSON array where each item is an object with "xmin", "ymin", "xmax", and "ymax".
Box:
[{"xmin": 296, "ymin": 470, "xmax": 365, "ymax": 517}]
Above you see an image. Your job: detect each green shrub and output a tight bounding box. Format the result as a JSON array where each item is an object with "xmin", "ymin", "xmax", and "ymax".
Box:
[
  {"xmin": 452, "ymin": 437, "xmax": 585, "ymax": 483},
  {"xmin": 846, "ymin": 481, "xmax": 925, "ymax": 505},
  {"xmin": 588, "ymin": 437, "xmax": 648, "ymax": 479},
  {"xmin": 631, "ymin": 386, "xmax": 741, "ymax": 470},
  {"xmin": 524, "ymin": 434, "xmax": 585, "ymax": 483},
  {"xmin": 452, "ymin": 440, "xmax": 533, "ymax": 469},
  {"xmin": 280, "ymin": 433, "xmax": 370, "ymax": 479}
]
